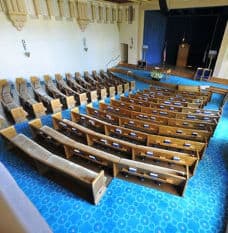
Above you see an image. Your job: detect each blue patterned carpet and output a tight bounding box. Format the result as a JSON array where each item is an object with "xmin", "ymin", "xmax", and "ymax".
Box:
[{"xmin": 0, "ymin": 72, "xmax": 228, "ymax": 233}]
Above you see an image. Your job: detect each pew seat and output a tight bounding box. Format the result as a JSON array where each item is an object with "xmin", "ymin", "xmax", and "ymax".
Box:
[{"xmin": 0, "ymin": 126, "xmax": 106, "ymax": 205}]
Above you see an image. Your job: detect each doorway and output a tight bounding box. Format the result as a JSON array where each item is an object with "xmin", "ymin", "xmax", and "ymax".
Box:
[{"xmin": 120, "ymin": 43, "xmax": 128, "ymax": 63}]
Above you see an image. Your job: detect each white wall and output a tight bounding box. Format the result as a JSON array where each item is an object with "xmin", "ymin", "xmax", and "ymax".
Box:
[
  {"xmin": 213, "ymin": 21, "xmax": 228, "ymax": 79},
  {"xmin": 0, "ymin": 13, "xmax": 120, "ymax": 81}
]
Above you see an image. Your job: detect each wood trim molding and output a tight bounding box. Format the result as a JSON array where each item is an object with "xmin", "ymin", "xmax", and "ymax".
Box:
[
  {"xmin": 76, "ymin": 0, "xmax": 90, "ymax": 31},
  {"xmin": 5, "ymin": 0, "xmax": 27, "ymax": 31},
  {"xmin": 33, "ymin": 0, "xmax": 41, "ymax": 16}
]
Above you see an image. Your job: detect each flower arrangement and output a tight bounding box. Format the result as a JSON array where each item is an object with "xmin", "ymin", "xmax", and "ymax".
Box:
[{"xmin": 150, "ymin": 70, "xmax": 163, "ymax": 81}]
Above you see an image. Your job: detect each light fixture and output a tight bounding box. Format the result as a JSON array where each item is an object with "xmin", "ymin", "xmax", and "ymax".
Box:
[
  {"xmin": 22, "ymin": 39, "xmax": 30, "ymax": 57},
  {"xmin": 83, "ymin": 37, "xmax": 88, "ymax": 52}
]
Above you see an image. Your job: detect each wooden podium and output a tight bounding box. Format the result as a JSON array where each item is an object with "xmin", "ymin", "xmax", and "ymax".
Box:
[{"xmin": 176, "ymin": 43, "xmax": 190, "ymax": 67}]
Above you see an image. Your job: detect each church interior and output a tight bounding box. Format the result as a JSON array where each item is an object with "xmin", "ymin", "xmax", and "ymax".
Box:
[{"xmin": 0, "ymin": 0, "xmax": 228, "ymax": 232}]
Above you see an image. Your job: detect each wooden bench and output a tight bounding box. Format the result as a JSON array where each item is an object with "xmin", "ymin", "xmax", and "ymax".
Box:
[
  {"xmin": 132, "ymin": 93, "xmax": 203, "ymax": 108},
  {"xmin": 52, "ymin": 113, "xmax": 190, "ymax": 196},
  {"xmin": 85, "ymin": 71, "xmax": 108, "ymax": 101},
  {"xmin": 29, "ymin": 119, "xmax": 119, "ymax": 177},
  {"xmin": 149, "ymin": 85, "xmax": 211, "ymax": 103},
  {"xmin": 0, "ymin": 79, "xmax": 28, "ymax": 123},
  {"xmin": 53, "ymin": 111, "xmax": 197, "ymax": 176},
  {"xmin": 110, "ymin": 99, "xmax": 219, "ymax": 123},
  {"xmin": 30, "ymin": 76, "xmax": 62, "ymax": 113},
  {"xmin": 71, "ymin": 108, "xmax": 205, "ymax": 159},
  {"xmin": 121, "ymin": 95, "xmax": 220, "ymax": 117},
  {"xmin": 100, "ymin": 102, "xmax": 216, "ymax": 132},
  {"xmin": 55, "ymin": 74, "xmax": 88, "ymax": 105},
  {"xmin": 129, "ymin": 94, "xmax": 201, "ymax": 109},
  {"xmin": 0, "ymin": 114, "xmax": 6, "ymax": 129},
  {"xmin": 86, "ymin": 105, "xmax": 211, "ymax": 142},
  {"xmin": 15, "ymin": 77, "xmax": 47, "ymax": 118},
  {"xmin": 43, "ymin": 75, "xmax": 75, "ymax": 109},
  {"xmin": 0, "ymin": 126, "xmax": 107, "ymax": 205},
  {"xmin": 116, "ymin": 158, "xmax": 188, "ymax": 196},
  {"xmin": 138, "ymin": 89, "xmax": 206, "ymax": 105},
  {"xmin": 66, "ymin": 73, "xmax": 98, "ymax": 103}
]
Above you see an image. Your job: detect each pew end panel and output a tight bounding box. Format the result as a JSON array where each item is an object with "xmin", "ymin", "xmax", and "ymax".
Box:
[
  {"xmin": 10, "ymin": 107, "xmax": 28, "ymax": 123},
  {"xmin": 91, "ymin": 170, "xmax": 107, "ymax": 205},
  {"xmin": 124, "ymin": 83, "xmax": 130, "ymax": 93},
  {"xmin": 32, "ymin": 102, "xmax": 47, "ymax": 118},
  {"xmin": 78, "ymin": 93, "xmax": 88, "ymax": 106},
  {"xmin": 117, "ymin": 84, "xmax": 123, "ymax": 96},
  {"xmin": 52, "ymin": 112, "xmax": 63, "ymax": 130},
  {"xmin": 109, "ymin": 86, "xmax": 115, "ymax": 98},
  {"xmin": 100, "ymin": 88, "xmax": 107, "ymax": 100},
  {"xmin": 50, "ymin": 99, "xmax": 63, "ymax": 113},
  {"xmin": 65, "ymin": 96, "xmax": 76, "ymax": 109},
  {"xmin": 90, "ymin": 90, "xmax": 98, "ymax": 103},
  {"xmin": 0, "ymin": 126, "xmax": 17, "ymax": 140},
  {"xmin": 71, "ymin": 107, "xmax": 80, "ymax": 122},
  {"xmin": 130, "ymin": 81, "xmax": 136, "ymax": 91}
]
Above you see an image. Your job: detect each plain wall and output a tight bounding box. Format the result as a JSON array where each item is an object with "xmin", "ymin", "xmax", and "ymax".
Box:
[{"xmin": 0, "ymin": 13, "xmax": 120, "ymax": 81}]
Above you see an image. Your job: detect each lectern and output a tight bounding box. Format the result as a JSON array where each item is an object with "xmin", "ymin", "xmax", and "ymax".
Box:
[{"xmin": 176, "ymin": 43, "xmax": 190, "ymax": 67}]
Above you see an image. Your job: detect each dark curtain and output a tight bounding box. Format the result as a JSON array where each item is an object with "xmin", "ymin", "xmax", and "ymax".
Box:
[{"xmin": 143, "ymin": 11, "xmax": 167, "ymax": 65}]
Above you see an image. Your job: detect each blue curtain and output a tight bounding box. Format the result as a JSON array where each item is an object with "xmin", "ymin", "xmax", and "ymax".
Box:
[{"xmin": 143, "ymin": 11, "xmax": 167, "ymax": 65}]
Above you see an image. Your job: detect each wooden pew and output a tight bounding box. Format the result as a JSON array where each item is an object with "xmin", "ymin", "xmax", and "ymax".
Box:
[
  {"xmin": 71, "ymin": 108, "xmax": 205, "ymax": 159},
  {"xmin": 110, "ymin": 99, "xmax": 219, "ymax": 123},
  {"xmin": 66, "ymin": 73, "xmax": 98, "ymax": 103},
  {"xmin": 100, "ymin": 102, "xmax": 216, "ymax": 132},
  {"xmin": 0, "ymin": 79, "xmax": 28, "ymax": 123},
  {"xmin": 86, "ymin": 105, "xmax": 211, "ymax": 142},
  {"xmin": 149, "ymin": 86, "xmax": 211, "ymax": 103},
  {"xmin": 75, "ymin": 72, "xmax": 94, "ymax": 90},
  {"xmin": 0, "ymin": 126, "xmax": 107, "ymax": 205},
  {"xmin": 121, "ymin": 95, "xmax": 220, "ymax": 117},
  {"xmin": 135, "ymin": 91, "xmax": 205, "ymax": 106},
  {"xmin": 29, "ymin": 119, "xmax": 119, "ymax": 177},
  {"xmin": 71, "ymin": 109, "xmax": 203, "ymax": 159},
  {"xmin": 129, "ymin": 94, "xmax": 201, "ymax": 109},
  {"xmin": 15, "ymin": 77, "xmax": 47, "ymax": 118},
  {"xmin": 53, "ymin": 113, "xmax": 190, "ymax": 196},
  {"xmin": 84, "ymin": 71, "xmax": 107, "ymax": 100},
  {"xmin": 116, "ymin": 158, "xmax": 188, "ymax": 196},
  {"xmin": 53, "ymin": 111, "xmax": 197, "ymax": 176},
  {"xmin": 55, "ymin": 74, "xmax": 88, "ymax": 105},
  {"xmin": 30, "ymin": 76, "xmax": 62, "ymax": 113},
  {"xmin": 0, "ymin": 114, "xmax": 6, "ymax": 129},
  {"xmin": 43, "ymin": 75, "xmax": 75, "ymax": 109}
]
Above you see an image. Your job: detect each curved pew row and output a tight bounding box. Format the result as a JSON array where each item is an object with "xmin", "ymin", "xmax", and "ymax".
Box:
[
  {"xmin": 146, "ymin": 87, "xmax": 210, "ymax": 104},
  {"xmin": 86, "ymin": 106, "xmax": 211, "ymax": 143},
  {"xmin": 136, "ymin": 89, "xmax": 207, "ymax": 105},
  {"xmin": 110, "ymin": 99, "xmax": 219, "ymax": 123},
  {"xmin": 29, "ymin": 119, "xmax": 189, "ymax": 196},
  {"xmin": 131, "ymin": 93, "xmax": 203, "ymax": 108},
  {"xmin": 84, "ymin": 71, "xmax": 109, "ymax": 101},
  {"xmin": 55, "ymin": 74, "xmax": 88, "ymax": 105},
  {"xmin": 43, "ymin": 75, "xmax": 76, "ymax": 109},
  {"xmin": 0, "ymin": 79, "xmax": 28, "ymax": 123},
  {"xmin": 0, "ymin": 126, "xmax": 106, "ymax": 205},
  {"xmin": 52, "ymin": 111, "xmax": 197, "ymax": 176},
  {"xmin": 149, "ymin": 84, "xmax": 212, "ymax": 103},
  {"xmin": 99, "ymin": 102, "xmax": 216, "ymax": 133},
  {"xmin": 71, "ymin": 108, "xmax": 206, "ymax": 160},
  {"xmin": 0, "ymin": 114, "xmax": 6, "ymax": 129},
  {"xmin": 15, "ymin": 78, "xmax": 47, "ymax": 118},
  {"xmin": 121, "ymin": 96, "xmax": 220, "ymax": 117},
  {"xmin": 30, "ymin": 76, "xmax": 62, "ymax": 113}
]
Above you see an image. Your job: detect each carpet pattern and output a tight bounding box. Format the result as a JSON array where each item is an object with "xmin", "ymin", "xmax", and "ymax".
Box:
[{"xmin": 0, "ymin": 72, "xmax": 228, "ymax": 233}]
